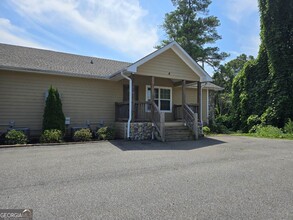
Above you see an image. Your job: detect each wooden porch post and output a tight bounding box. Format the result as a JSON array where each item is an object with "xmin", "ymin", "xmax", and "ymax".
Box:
[
  {"xmin": 151, "ymin": 76, "xmax": 155, "ymax": 121},
  {"xmin": 197, "ymin": 81, "xmax": 201, "ymax": 122},
  {"xmin": 182, "ymin": 80, "xmax": 186, "ymax": 106},
  {"xmin": 182, "ymin": 80, "xmax": 186, "ymax": 119}
]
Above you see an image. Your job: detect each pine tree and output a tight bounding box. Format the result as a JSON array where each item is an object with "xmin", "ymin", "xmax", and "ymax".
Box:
[{"xmin": 157, "ymin": 0, "xmax": 229, "ymax": 69}]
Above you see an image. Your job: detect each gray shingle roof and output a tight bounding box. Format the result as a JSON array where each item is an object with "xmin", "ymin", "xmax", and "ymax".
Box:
[{"xmin": 0, "ymin": 43, "xmax": 131, "ymax": 79}]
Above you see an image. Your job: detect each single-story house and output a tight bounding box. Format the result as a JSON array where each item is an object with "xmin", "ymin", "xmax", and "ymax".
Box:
[{"xmin": 0, "ymin": 41, "xmax": 222, "ymax": 141}]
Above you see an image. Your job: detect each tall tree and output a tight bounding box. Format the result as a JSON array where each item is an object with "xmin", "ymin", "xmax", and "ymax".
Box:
[
  {"xmin": 157, "ymin": 0, "xmax": 229, "ymax": 69},
  {"xmin": 232, "ymin": 45, "xmax": 271, "ymax": 131},
  {"xmin": 259, "ymin": 0, "xmax": 293, "ymax": 127},
  {"xmin": 231, "ymin": 0, "xmax": 292, "ymax": 131},
  {"xmin": 213, "ymin": 54, "xmax": 254, "ymax": 93},
  {"xmin": 213, "ymin": 54, "xmax": 254, "ymax": 117}
]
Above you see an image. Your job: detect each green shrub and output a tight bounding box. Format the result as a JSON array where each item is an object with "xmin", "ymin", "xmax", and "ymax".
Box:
[
  {"xmin": 254, "ymin": 125, "xmax": 284, "ymax": 138},
  {"xmin": 73, "ymin": 128, "xmax": 92, "ymax": 142},
  {"xmin": 249, "ymin": 125, "xmax": 258, "ymax": 133},
  {"xmin": 203, "ymin": 126, "xmax": 211, "ymax": 135},
  {"xmin": 215, "ymin": 114, "xmax": 233, "ymax": 129},
  {"xmin": 40, "ymin": 129, "xmax": 63, "ymax": 143},
  {"xmin": 42, "ymin": 86, "xmax": 65, "ymax": 134},
  {"xmin": 209, "ymin": 122, "xmax": 229, "ymax": 134},
  {"xmin": 5, "ymin": 130, "xmax": 28, "ymax": 145},
  {"xmin": 97, "ymin": 126, "xmax": 115, "ymax": 140},
  {"xmin": 284, "ymin": 119, "xmax": 293, "ymax": 134},
  {"xmin": 246, "ymin": 115, "xmax": 261, "ymax": 131}
]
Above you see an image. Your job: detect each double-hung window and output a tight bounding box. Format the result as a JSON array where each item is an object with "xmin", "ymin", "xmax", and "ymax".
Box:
[{"xmin": 146, "ymin": 86, "xmax": 172, "ymax": 112}]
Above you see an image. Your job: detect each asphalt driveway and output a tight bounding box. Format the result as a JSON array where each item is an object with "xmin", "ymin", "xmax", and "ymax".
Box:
[{"xmin": 0, "ymin": 136, "xmax": 292, "ymax": 219}]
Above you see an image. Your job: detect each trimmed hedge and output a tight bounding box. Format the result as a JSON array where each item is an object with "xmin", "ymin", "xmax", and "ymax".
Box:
[
  {"xmin": 97, "ymin": 127, "xmax": 115, "ymax": 140},
  {"xmin": 40, "ymin": 129, "xmax": 63, "ymax": 143},
  {"xmin": 73, "ymin": 128, "xmax": 92, "ymax": 142},
  {"xmin": 5, "ymin": 130, "xmax": 28, "ymax": 145}
]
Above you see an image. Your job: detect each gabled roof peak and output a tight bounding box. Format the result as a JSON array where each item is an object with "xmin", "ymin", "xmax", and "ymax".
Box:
[{"xmin": 124, "ymin": 41, "xmax": 212, "ymax": 82}]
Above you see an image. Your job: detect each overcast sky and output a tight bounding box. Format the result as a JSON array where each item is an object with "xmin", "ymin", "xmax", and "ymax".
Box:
[{"xmin": 0, "ymin": 0, "xmax": 260, "ymax": 71}]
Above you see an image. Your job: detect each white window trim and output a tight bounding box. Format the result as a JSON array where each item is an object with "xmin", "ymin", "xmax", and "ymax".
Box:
[{"xmin": 145, "ymin": 85, "xmax": 173, "ymax": 113}]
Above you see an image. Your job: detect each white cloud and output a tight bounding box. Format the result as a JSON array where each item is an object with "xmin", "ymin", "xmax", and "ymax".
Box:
[
  {"xmin": 240, "ymin": 35, "xmax": 261, "ymax": 57},
  {"xmin": 225, "ymin": 0, "xmax": 258, "ymax": 23},
  {"xmin": 0, "ymin": 18, "xmax": 48, "ymax": 49},
  {"xmin": 9, "ymin": 0, "xmax": 159, "ymax": 58}
]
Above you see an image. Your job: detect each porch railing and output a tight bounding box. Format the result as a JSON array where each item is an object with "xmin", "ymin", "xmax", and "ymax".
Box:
[
  {"xmin": 174, "ymin": 104, "xmax": 198, "ymax": 121},
  {"xmin": 152, "ymin": 101, "xmax": 165, "ymax": 142},
  {"xmin": 183, "ymin": 104, "xmax": 198, "ymax": 140},
  {"xmin": 115, "ymin": 101, "xmax": 151, "ymax": 122}
]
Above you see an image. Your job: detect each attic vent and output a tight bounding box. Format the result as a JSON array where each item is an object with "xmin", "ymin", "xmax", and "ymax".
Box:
[{"xmin": 90, "ymin": 60, "xmax": 93, "ymax": 64}]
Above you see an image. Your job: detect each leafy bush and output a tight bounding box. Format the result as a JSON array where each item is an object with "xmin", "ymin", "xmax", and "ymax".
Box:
[
  {"xmin": 40, "ymin": 129, "xmax": 63, "ymax": 143},
  {"xmin": 254, "ymin": 125, "xmax": 284, "ymax": 138},
  {"xmin": 5, "ymin": 130, "xmax": 28, "ymax": 145},
  {"xmin": 209, "ymin": 122, "xmax": 230, "ymax": 134},
  {"xmin": 73, "ymin": 128, "xmax": 92, "ymax": 142},
  {"xmin": 203, "ymin": 126, "xmax": 211, "ymax": 135},
  {"xmin": 97, "ymin": 126, "xmax": 115, "ymax": 140},
  {"xmin": 248, "ymin": 125, "xmax": 258, "ymax": 134},
  {"xmin": 260, "ymin": 106, "xmax": 278, "ymax": 126},
  {"xmin": 284, "ymin": 119, "xmax": 293, "ymax": 134},
  {"xmin": 43, "ymin": 86, "xmax": 65, "ymax": 134},
  {"xmin": 215, "ymin": 114, "xmax": 233, "ymax": 129},
  {"xmin": 246, "ymin": 115, "xmax": 261, "ymax": 130}
]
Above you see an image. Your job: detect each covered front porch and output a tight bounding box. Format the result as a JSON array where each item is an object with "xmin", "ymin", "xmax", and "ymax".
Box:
[
  {"xmin": 114, "ymin": 75, "xmax": 204, "ymax": 141},
  {"xmin": 115, "ymin": 75, "xmax": 202, "ymax": 123},
  {"xmin": 110, "ymin": 41, "xmax": 212, "ymax": 141}
]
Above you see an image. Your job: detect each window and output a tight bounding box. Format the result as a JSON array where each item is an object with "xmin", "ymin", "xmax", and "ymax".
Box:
[{"xmin": 146, "ymin": 86, "xmax": 172, "ymax": 112}]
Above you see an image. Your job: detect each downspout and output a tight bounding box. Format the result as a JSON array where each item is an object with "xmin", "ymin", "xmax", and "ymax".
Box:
[{"xmin": 121, "ymin": 71, "xmax": 132, "ymax": 139}]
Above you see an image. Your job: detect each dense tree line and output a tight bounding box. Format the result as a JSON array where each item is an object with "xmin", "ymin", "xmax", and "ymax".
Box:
[{"xmin": 231, "ymin": 0, "xmax": 293, "ymax": 131}]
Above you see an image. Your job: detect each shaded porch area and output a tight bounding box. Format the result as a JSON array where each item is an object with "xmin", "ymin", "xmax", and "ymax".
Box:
[{"xmin": 114, "ymin": 75, "xmax": 203, "ymax": 141}]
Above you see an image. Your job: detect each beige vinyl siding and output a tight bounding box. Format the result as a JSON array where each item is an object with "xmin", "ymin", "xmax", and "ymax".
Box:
[
  {"xmin": 0, "ymin": 70, "xmax": 123, "ymax": 135},
  {"xmin": 122, "ymin": 75, "xmax": 174, "ymax": 121},
  {"xmin": 173, "ymin": 87, "xmax": 208, "ymax": 123},
  {"xmin": 122, "ymin": 75, "xmax": 208, "ymax": 122},
  {"xmin": 137, "ymin": 49, "xmax": 200, "ymax": 81},
  {"xmin": 173, "ymin": 87, "xmax": 198, "ymax": 105}
]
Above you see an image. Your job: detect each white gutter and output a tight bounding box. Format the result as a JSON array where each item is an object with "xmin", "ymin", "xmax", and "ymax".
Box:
[{"xmin": 121, "ymin": 71, "xmax": 132, "ymax": 139}]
